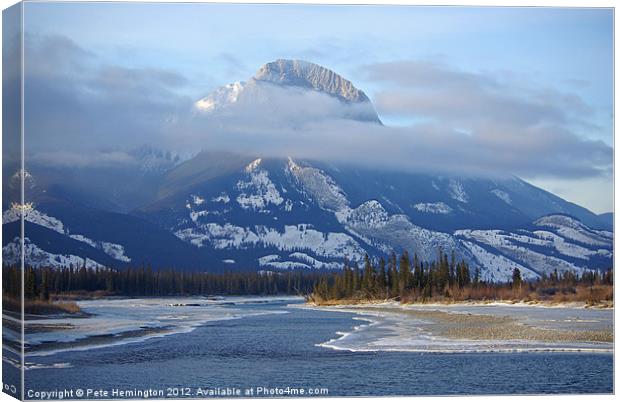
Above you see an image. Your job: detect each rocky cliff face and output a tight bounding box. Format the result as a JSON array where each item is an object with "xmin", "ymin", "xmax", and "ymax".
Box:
[{"xmin": 254, "ymin": 59, "xmax": 371, "ymax": 104}]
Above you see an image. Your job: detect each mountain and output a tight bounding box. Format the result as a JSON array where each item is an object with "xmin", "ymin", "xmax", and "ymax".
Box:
[
  {"xmin": 194, "ymin": 59, "xmax": 382, "ymax": 124},
  {"xmin": 3, "ymin": 60, "xmax": 612, "ymax": 280},
  {"xmin": 134, "ymin": 155, "xmax": 612, "ymax": 281}
]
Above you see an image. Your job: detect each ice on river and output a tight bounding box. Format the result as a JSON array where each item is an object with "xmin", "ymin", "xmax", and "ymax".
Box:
[{"xmin": 23, "ymin": 296, "xmax": 298, "ymax": 357}]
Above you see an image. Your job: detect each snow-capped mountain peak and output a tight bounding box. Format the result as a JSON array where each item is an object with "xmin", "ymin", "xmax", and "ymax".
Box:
[{"xmin": 193, "ymin": 59, "xmax": 382, "ymax": 124}]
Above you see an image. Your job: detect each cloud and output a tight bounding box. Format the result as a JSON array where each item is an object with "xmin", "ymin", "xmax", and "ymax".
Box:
[
  {"xmin": 22, "ymin": 35, "xmax": 611, "ymax": 181},
  {"xmin": 179, "ymin": 116, "xmax": 609, "ymax": 180},
  {"xmin": 23, "ymin": 34, "xmax": 193, "ymax": 154},
  {"xmin": 32, "ymin": 150, "xmax": 138, "ymax": 168},
  {"xmin": 364, "ymin": 60, "xmax": 595, "ymax": 128},
  {"xmin": 356, "ymin": 60, "xmax": 611, "ymax": 179}
]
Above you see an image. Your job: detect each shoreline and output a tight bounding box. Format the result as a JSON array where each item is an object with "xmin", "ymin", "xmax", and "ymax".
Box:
[
  {"xmin": 303, "ymin": 300, "xmax": 613, "ymax": 352},
  {"xmin": 308, "ymin": 298, "xmax": 613, "ymax": 309}
]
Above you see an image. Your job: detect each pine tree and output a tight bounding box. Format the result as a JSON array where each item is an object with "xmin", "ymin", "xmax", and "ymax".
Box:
[
  {"xmin": 437, "ymin": 250, "xmax": 450, "ymax": 291},
  {"xmin": 352, "ymin": 263, "xmax": 361, "ymax": 293},
  {"xmin": 449, "ymin": 250, "xmax": 456, "ymax": 287},
  {"xmin": 40, "ymin": 268, "xmax": 50, "ymax": 301},
  {"xmin": 512, "ymin": 268, "xmax": 522, "ymax": 290},
  {"xmin": 399, "ymin": 251, "xmax": 411, "ymax": 294},
  {"xmin": 412, "ymin": 253, "xmax": 421, "ymax": 289},
  {"xmin": 388, "ymin": 253, "xmax": 399, "ymax": 297},
  {"xmin": 362, "ymin": 254, "xmax": 374, "ymax": 294},
  {"xmin": 25, "ymin": 268, "xmax": 37, "ymax": 299},
  {"xmin": 376, "ymin": 258, "xmax": 387, "ymax": 297}
]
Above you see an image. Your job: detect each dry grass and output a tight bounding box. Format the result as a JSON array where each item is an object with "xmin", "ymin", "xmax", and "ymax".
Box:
[
  {"xmin": 2, "ymin": 297, "xmax": 82, "ymax": 315},
  {"xmin": 51, "ymin": 290, "xmax": 115, "ymax": 301}
]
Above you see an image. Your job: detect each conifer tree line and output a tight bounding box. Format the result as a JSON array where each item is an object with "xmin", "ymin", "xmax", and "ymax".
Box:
[
  {"xmin": 311, "ymin": 250, "xmax": 613, "ymax": 303},
  {"xmin": 2, "ymin": 265, "xmax": 324, "ymax": 300},
  {"xmin": 2, "ymin": 253, "xmax": 612, "ymax": 303},
  {"xmin": 312, "ymin": 250, "xmax": 473, "ymax": 301}
]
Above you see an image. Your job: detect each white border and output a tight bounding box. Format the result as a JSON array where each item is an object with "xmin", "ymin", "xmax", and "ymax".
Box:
[{"xmin": 0, "ymin": 2, "xmax": 616, "ymax": 402}]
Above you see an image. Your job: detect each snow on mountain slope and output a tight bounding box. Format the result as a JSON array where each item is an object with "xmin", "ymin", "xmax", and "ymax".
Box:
[
  {"xmin": 11, "ymin": 153, "xmax": 611, "ymax": 279},
  {"xmin": 448, "ymin": 179, "xmax": 469, "ymax": 203},
  {"xmin": 491, "ymin": 189, "xmax": 512, "ymax": 205},
  {"xmin": 534, "ymin": 215, "xmax": 612, "ymax": 247},
  {"xmin": 287, "ymin": 252, "xmax": 342, "ymax": 269},
  {"xmin": 413, "ymin": 202, "xmax": 452, "ymax": 214},
  {"xmin": 532, "ymin": 230, "xmax": 604, "ymax": 259},
  {"xmin": 195, "ymin": 82, "xmax": 245, "ymax": 113},
  {"xmin": 8, "ymin": 166, "xmax": 612, "ymax": 280},
  {"xmin": 343, "ymin": 200, "xmax": 464, "ymax": 262},
  {"xmin": 175, "ymin": 224, "xmax": 258, "ymax": 249},
  {"xmin": 3, "ymin": 203, "xmax": 64, "ymax": 233},
  {"xmin": 2, "ymin": 237, "xmax": 105, "ymax": 269},
  {"xmin": 175, "ymin": 223, "xmax": 364, "ymax": 260},
  {"xmin": 286, "ymin": 157, "xmax": 350, "ymax": 216},
  {"xmin": 257, "ymin": 252, "xmax": 342, "ymax": 270},
  {"xmin": 455, "ymin": 229, "xmax": 584, "ymax": 276},
  {"xmin": 460, "ymin": 241, "xmax": 537, "ymax": 282},
  {"xmin": 258, "ymin": 258, "xmax": 311, "ymax": 270},
  {"xmin": 2, "ymin": 204, "xmax": 131, "ymax": 266},
  {"xmin": 100, "ymin": 242, "xmax": 131, "ymax": 263},
  {"xmin": 454, "ymin": 214, "xmax": 612, "ymax": 277},
  {"xmin": 236, "ymin": 163, "xmax": 284, "ymax": 211}
]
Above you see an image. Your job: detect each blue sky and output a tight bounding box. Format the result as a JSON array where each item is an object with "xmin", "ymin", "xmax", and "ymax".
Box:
[{"xmin": 21, "ymin": 3, "xmax": 614, "ymax": 212}]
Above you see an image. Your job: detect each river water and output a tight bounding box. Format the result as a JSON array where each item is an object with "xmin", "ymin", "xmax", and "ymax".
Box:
[{"xmin": 3, "ymin": 297, "xmax": 613, "ymax": 398}]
